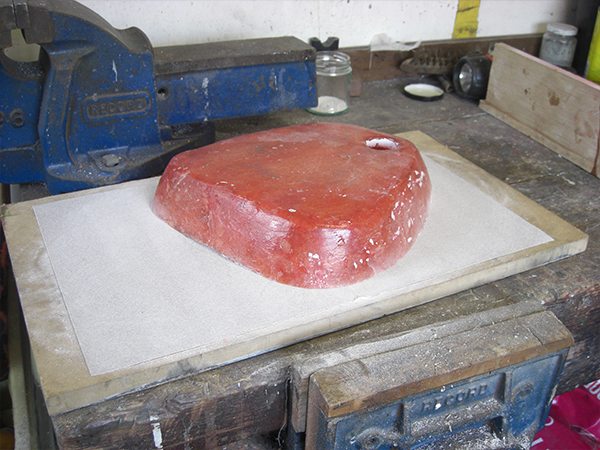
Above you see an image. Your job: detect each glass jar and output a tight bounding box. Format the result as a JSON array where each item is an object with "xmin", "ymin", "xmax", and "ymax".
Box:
[
  {"xmin": 308, "ymin": 51, "xmax": 352, "ymax": 115},
  {"xmin": 539, "ymin": 23, "xmax": 578, "ymax": 68}
]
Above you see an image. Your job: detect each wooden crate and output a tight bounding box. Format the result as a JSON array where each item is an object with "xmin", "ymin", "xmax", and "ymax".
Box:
[{"xmin": 480, "ymin": 43, "xmax": 600, "ymax": 176}]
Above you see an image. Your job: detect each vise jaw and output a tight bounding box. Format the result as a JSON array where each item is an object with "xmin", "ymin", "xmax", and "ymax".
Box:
[{"xmin": 0, "ymin": 0, "xmax": 317, "ymax": 194}]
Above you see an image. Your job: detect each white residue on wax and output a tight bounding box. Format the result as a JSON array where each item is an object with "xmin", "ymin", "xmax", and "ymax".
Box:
[
  {"xmin": 365, "ymin": 137, "xmax": 399, "ymax": 150},
  {"xmin": 310, "ymin": 96, "xmax": 348, "ymax": 114},
  {"xmin": 415, "ymin": 170, "xmax": 425, "ymax": 187}
]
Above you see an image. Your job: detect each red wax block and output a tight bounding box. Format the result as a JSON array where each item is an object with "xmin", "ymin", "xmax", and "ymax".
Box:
[{"xmin": 152, "ymin": 123, "xmax": 432, "ymax": 288}]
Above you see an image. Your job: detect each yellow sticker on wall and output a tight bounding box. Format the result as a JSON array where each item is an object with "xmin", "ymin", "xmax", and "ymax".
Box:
[
  {"xmin": 453, "ymin": 0, "xmax": 480, "ymax": 39},
  {"xmin": 585, "ymin": 8, "xmax": 600, "ymax": 83}
]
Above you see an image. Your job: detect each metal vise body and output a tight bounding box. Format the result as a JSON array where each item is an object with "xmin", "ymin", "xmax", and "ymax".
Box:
[{"xmin": 0, "ymin": 0, "xmax": 317, "ymax": 193}]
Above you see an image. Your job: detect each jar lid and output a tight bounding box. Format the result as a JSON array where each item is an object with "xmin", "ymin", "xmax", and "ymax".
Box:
[
  {"xmin": 403, "ymin": 83, "xmax": 444, "ymax": 102},
  {"xmin": 547, "ymin": 23, "xmax": 578, "ymax": 36}
]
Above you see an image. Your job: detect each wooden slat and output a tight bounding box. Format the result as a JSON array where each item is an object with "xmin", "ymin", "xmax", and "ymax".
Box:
[
  {"xmin": 307, "ymin": 311, "xmax": 572, "ymax": 421},
  {"xmin": 480, "ymin": 43, "xmax": 600, "ymax": 176}
]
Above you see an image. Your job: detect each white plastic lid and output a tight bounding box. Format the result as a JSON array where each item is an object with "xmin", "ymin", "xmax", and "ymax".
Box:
[
  {"xmin": 547, "ymin": 23, "xmax": 578, "ymax": 36},
  {"xmin": 403, "ymin": 83, "xmax": 444, "ymax": 101}
]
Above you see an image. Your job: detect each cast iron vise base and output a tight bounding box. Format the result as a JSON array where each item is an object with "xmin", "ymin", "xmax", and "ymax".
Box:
[
  {"xmin": 0, "ymin": 0, "xmax": 316, "ymax": 194},
  {"xmin": 287, "ymin": 301, "xmax": 573, "ymax": 450}
]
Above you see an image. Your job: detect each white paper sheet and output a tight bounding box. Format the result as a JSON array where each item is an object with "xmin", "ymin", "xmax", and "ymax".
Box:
[{"xmin": 33, "ymin": 156, "xmax": 552, "ymax": 376}]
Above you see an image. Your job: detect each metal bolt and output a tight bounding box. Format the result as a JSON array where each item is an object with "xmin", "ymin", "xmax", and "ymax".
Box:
[
  {"xmin": 157, "ymin": 87, "xmax": 168, "ymax": 99},
  {"xmin": 101, "ymin": 154, "xmax": 121, "ymax": 167},
  {"xmin": 515, "ymin": 384, "xmax": 534, "ymax": 402},
  {"xmin": 0, "ymin": 112, "xmax": 5, "ymax": 126},
  {"xmin": 360, "ymin": 435, "xmax": 381, "ymax": 450}
]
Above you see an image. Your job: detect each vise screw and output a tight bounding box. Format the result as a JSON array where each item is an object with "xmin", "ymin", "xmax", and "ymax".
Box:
[{"xmin": 0, "ymin": 0, "xmax": 317, "ymax": 194}]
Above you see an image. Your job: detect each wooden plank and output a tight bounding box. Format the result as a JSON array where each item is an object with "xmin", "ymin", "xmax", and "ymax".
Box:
[
  {"xmin": 52, "ymin": 357, "xmax": 289, "ymax": 450},
  {"xmin": 480, "ymin": 43, "xmax": 600, "ymax": 176}
]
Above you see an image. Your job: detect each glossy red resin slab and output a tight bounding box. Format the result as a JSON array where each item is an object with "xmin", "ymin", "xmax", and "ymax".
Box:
[{"xmin": 152, "ymin": 123, "xmax": 432, "ymax": 288}]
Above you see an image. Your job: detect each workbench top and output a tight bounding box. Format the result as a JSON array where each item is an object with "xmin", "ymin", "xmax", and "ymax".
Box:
[
  {"xmin": 214, "ymin": 77, "xmax": 600, "ymax": 395},
  {"xmin": 7, "ymin": 78, "xmax": 600, "ymax": 449}
]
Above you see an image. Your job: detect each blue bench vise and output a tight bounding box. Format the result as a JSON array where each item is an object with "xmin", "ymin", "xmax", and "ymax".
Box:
[
  {"xmin": 0, "ymin": 0, "xmax": 317, "ymax": 194},
  {"xmin": 289, "ymin": 301, "xmax": 573, "ymax": 450}
]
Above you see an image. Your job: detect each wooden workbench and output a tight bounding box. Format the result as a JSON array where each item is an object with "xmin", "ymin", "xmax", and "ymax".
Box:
[
  {"xmin": 5, "ymin": 77, "xmax": 600, "ymax": 449},
  {"xmin": 214, "ymin": 77, "xmax": 600, "ymax": 395}
]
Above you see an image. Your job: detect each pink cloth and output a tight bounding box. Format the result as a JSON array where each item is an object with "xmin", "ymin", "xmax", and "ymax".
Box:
[{"xmin": 533, "ymin": 380, "xmax": 600, "ymax": 449}]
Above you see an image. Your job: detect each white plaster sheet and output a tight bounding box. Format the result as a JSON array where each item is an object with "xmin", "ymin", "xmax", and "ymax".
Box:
[{"xmin": 33, "ymin": 157, "xmax": 553, "ymax": 376}]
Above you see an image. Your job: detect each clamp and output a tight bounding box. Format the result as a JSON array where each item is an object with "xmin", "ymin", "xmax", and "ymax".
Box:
[{"xmin": 0, "ymin": 0, "xmax": 317, "ymax": 193}]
